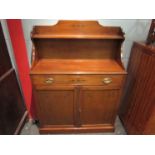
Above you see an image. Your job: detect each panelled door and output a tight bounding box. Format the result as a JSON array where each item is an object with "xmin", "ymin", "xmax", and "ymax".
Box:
[
  {"xmin": 80, "ymin": 86, "xmax": 121, "ymax": 126},
  {"xmin": 34, "ymin": 86, "xmax": 76, "ymax": 126},
  {"xmin": 34, "ymin": 85, "xmax": 121, "ymax": 128}
]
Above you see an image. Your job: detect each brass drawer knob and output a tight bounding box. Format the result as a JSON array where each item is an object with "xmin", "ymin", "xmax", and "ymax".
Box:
[
  {"xmin": 102, "ymin": 77, "xmax": 112, "ymax": 84},
  {"xmin": 45, "ymin": 78, "xmax": 54, "ymax": 84}
]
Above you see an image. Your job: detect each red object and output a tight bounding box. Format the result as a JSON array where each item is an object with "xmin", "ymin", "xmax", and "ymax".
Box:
[{"xmin": 7, "ymin": 19, "xmax": 34, "ymax": 118}]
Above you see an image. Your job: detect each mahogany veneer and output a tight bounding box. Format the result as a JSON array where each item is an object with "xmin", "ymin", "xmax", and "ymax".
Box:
[
  {"xmin": 30, "ymin": 20, "xmax": 126, "ymax": 134},
  {"xmin": 31, "ymin": 59, "xmax": 125, "ymax": 74}
]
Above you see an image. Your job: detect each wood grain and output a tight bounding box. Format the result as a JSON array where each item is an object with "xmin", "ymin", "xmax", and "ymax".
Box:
[
  {"xmin": 119, "ymin": 42, "xmax": 155, "ymax": 135},
  {"xmin": 33, "ymin": 39, "xmax": 122, "ymax": 59},
  {"xmin": 31, "ymin": 74, "xmax": 125, "ymax": 88},
  {"xmin": 34, "ymin": 87, "xmax": 74, "ymax": 126},
  {"xmin": 31, "ymin": 59, "xmax": 126, "ymax": 74},
  {"xmin": 0, "ymin": 69, "xmax": 27, "ymax": 134},
  {"xmin": 31, "ymin": 20, "xmax": 126, "ymax": 134},
  {"xmin": 0, "ymin": 22, "xmax": 27, "ymax": 135},
  {"xmin": 31, "ymin": 20, "xmax": 124, "ymax": 39},
  {"xmin": 39, "ymin": 124, "xmax": 114, "ymax": 134},
  {"xmin": 0, "ymin": 23, "xmax": 12, "ymax": 77}
]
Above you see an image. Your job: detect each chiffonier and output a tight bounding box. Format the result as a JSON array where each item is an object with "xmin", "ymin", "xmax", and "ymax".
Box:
[{"xmin": 30, "ymin": 20, "xmax": 127, "ymax": 134}]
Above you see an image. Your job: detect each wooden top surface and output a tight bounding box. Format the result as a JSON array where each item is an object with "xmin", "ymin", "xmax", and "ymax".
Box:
[
  {"xmin": 31, "ymin": 20, "xmax": 124, "ymax": 39},
  {"xmin": 30, "ymin": 59, "xmax": 126, "ymax": 75}
]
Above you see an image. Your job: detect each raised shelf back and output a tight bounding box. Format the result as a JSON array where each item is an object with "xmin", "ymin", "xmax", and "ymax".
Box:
[
  {"xmin": 31, "ymin": 20, "xmax": 124, "ymax": 39},
  {"xmin": 31, "ymin": 21, "xmax": 124, "ymax": 60}
]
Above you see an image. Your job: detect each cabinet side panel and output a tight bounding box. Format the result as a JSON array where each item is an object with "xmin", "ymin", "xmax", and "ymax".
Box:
[{"xmin": 120, "ymin": 43, "xmax": 155, "ymax": 134}]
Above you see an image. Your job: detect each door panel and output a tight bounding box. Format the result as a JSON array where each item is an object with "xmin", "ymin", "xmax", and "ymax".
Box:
[
  {"xmin": 34, "ymin": 88, "xmax": 75, "ymax": 126},
  {"xmin": 81, "ymin": 86, "xmax": 120, "ymax": 125}
]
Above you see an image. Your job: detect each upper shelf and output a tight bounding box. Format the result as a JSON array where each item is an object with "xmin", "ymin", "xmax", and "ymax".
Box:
[{"xmin": 31, "ymin": 20, "xmax": 125, "ymax": 40}]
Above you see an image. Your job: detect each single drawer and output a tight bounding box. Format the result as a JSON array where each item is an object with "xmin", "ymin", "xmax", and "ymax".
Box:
[{"xmin": 31, "ymin": 74, "xmax": 125, "ymax": 88}]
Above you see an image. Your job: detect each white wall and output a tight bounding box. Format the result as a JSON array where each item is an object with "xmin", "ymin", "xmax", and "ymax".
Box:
[
  {"xmin": 22, "ymin": 20, "xmax": 58, "ymax": 65},
  {"xmin": 98, "ymin": 20, "xmax": 151, "ymax": 68},
  {"xmin": 22, "ymin": 19, "xmax": 151, "ymax": 68}
]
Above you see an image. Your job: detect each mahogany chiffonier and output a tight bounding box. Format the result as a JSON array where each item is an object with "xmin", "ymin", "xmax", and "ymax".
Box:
[
  {"xmin": 119, "ymin": 42, "xmax": 155, "ymax": 135},
  {"xmin": 30, "ymin": 20, "xmax": 127, "ymax": 134}
]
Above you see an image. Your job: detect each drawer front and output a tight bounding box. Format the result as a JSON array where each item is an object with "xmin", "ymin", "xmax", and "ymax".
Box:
[{"xmin": 31, "ymin": 74, "xmax": 125, "ymax": 88}]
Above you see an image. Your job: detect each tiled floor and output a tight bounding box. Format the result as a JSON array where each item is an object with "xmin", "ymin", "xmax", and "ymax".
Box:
[{"xmin": 20, "ymin": 116, "xmax": 126, "ymax": 135}]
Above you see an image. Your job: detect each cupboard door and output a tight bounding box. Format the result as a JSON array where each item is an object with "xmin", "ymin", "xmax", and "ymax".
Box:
[
  {"xmin": 34, "ymin": 86, "xmax": 75, "ymax": 126},
  {"xmin": 80, "ymin": 86, "xmax": 121, "ymax": 125}
]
